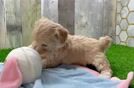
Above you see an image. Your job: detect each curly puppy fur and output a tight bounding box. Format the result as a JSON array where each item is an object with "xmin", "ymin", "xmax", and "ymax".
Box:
[{"xmin": 30, "ymin": 18, "xmax": 112, "ymax": 78}]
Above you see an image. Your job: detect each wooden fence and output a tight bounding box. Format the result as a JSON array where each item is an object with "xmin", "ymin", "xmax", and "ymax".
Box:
[
  {"xmin": 0, "ymin": 0, "xmax": 116, "ymax": 49},
  {"xmin": 0, "ymin": 0, "xmax": 41, "ymax": 49},
  {"xmin": 42, "ymin": 0, "xmax": 116, "ymax": 38}
]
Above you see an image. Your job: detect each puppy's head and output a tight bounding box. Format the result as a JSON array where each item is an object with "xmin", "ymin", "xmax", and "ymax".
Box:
[{"xmin": 32, "ymin": 18, "xmax": 69, "ymax": 50}]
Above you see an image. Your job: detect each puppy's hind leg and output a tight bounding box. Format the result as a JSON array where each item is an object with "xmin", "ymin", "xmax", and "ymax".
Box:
[{"xmin": 90, "ymin": 53, "xmax": 112, "ymax": 78}]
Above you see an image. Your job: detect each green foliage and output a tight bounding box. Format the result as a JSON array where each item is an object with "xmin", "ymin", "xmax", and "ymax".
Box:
[
  {"xmin": 0, "ymin": 49, "xmax": 12, "ymax": 62},
  {"xmin": 106, "ymin": 44, "xmax": 134, "ymax": 87}
]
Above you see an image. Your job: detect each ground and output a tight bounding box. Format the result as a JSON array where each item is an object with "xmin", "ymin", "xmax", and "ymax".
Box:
[{"xmin": 0, "ymin": 44, "xmax": 134, "ymax": 87}]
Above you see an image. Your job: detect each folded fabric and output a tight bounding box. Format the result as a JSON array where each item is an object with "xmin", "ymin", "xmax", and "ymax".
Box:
[
  {"xmin": 0, "ymin": 62, "xmax": 134, "ymax": 88},
  {"xmin": 20, "ymin": 65, "xmax": 134, "ymax": 88}
]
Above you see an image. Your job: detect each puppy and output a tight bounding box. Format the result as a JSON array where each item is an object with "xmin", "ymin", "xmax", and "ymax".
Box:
[{"xmin": 30, "ymin": 18, "xmax": 112, "ymax": 78}]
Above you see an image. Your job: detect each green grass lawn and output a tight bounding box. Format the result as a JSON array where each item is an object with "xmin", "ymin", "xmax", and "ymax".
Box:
[
  {"xmin": 0, "ymin": 44, "xmax": 134, "ymax": 87},
  {"xmin": 106, "ymin": 44, "xmax": 134, "ymax": 88},
  {"xmin": 0, "ymin": 49, "xmax": 12, "ymax": 62}
]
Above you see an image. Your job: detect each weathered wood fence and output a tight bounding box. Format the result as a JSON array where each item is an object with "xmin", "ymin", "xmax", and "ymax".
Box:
[
  {"xmin": 0, "ymin": 0, "xmax": 41, "ymax": 49},
  {"xmin": 0, "ymin": 0, "xmax": 116, "ymax": 49},
  {"xmin": 42, "ymin": 0, "xmax": 116, "ymax": 38}
]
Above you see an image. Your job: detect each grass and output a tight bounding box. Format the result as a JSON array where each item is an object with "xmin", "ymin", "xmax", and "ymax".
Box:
[
  {"xmin": 0, "ymin": 49, "xmax": 12, "ymax": 62},
  {"xmin": 106, "ymin": 44, "xmax": 134, "ymax": 88},
  {"xmin": 0, "ymin": 44, "xmax": 134, "ymax": 87}
]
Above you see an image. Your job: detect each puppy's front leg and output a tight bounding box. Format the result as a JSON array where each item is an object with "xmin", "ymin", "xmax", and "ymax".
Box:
[
  {"xmin": 91, "ymin": 53, "xmax": 112, "ymax": 78},
  {"xmin": 41, "ymin": 58, "xmax": 61, "ymax": 68}
]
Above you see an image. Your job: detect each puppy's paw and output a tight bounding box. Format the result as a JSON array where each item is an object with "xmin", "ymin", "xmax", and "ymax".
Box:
[
  {"xmin": 99, "ymin": 74, "xmax": 111, "ymax": 79},
  {"xmin": 99, "ymin": 72, "xmax": 112, "ymax": 79}
]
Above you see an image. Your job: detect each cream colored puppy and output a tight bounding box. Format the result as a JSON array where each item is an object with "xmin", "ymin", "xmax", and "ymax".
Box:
[{"xmin": 31, "ymin": 18, "xmax": 112, "ymax": 78}]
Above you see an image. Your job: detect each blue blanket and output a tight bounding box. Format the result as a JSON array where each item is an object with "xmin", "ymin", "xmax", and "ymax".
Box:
[
  {"xmin": 0, "ymin": 64, "xmax": 133, "ymax": 88},
  {"xmin": 21, "ymin": 65, "xmax": 121, "ymax": 88}
]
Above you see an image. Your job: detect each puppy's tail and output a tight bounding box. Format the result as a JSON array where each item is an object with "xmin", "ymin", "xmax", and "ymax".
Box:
[{"xmin": 99, "ymin": 36, "xmax": 112, "ymax": 51}]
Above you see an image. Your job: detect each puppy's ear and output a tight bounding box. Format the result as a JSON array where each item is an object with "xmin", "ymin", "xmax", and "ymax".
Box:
[
  {"xmin": 57, "ymin": 28, "xmax": 68, "ymax": 43},
  {"xmin": 59, "ymin": 28, "xmax": 68, "ymax": 43}
]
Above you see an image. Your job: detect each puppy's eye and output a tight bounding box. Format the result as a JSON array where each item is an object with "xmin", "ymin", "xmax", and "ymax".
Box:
[
  {"xmin": 42, "ymin": 44, "xmax": 47, "ymax": 47},
  {"xmin": 54, "ymin": 33, "xmax": 59, "ymax": 39}
]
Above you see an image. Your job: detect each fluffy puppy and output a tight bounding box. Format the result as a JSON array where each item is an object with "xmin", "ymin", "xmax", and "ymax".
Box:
[{"xmin": 31, "ymin": 18, "xmax": 112, "ymax": 78}]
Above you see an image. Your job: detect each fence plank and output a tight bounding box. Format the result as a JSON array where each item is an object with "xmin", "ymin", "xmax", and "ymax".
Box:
[
  {"xmin": 75, "ymin": 0, "xmax": 116, "ymax": 39},
  {"xmin": 0, "ymin": 0, "xmax": 9, "ymax": 48},
  {"xmin": 41, "ymin": 0, "xmax": 58, "ymax": 22},
  {"xmin": 20, "ymin": 0, "xmax": 41, "ymax": 46},
  {"xmin": 5, "ymin": 0, "xmax": 22, "ymax": 48},
  {"xmin": 58, "ymin": 0, "xmax": 75, "ymax": 34},
  {"xmin": 103, "ymin": 0, "xmax": 116, "ymax": 40},
  {"xmin": 75, "ymin": 0, "xmax": 102, "ymax": 38}
]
